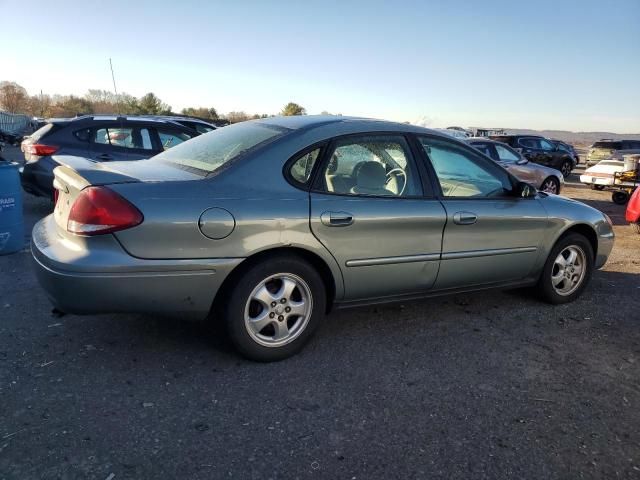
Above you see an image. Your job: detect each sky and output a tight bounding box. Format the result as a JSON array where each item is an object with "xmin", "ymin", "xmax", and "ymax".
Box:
[{"xmin": 2, "ymin": 0, "xmax": 639, "ymax": 132}]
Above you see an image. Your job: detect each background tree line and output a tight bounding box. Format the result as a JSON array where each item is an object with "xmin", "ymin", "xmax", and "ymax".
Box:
[{"xmin": 0, "ymin": 80, "xmax": 309, "ymax": 123}]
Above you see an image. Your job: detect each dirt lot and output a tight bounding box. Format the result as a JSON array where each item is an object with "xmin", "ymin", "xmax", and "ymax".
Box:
[{"xmin": 1, "ymin": 147, "xmax": 639, "ymax": 479}]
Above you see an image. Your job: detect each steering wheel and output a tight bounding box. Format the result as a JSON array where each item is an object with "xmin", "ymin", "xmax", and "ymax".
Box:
[{"xmin": 386, "ymin": 168, "xmax": 407, "ymax": 196}]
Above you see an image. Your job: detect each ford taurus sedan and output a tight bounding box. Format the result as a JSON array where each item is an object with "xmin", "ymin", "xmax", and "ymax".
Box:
[{"xmin": 31, "ymin": 116, "xmax": 615, "ymax": 361}]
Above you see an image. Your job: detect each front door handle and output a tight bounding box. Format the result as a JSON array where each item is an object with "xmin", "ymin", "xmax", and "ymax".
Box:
[
  {"xmin": 320, "ymin": 211, "xmax": 354, "ymax": 227},
  {"xmin": 453, "ymin": 211, "xmax": 477, "ymax": 225},
  {"xmin": 96, "ymin": 153, "xmax": 113, "ymax": 161}
]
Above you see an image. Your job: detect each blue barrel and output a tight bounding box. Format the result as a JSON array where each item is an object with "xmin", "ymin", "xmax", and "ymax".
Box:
[{"xmin": 0, "ymin": 161, "xmax": 25, "ymax": 255}]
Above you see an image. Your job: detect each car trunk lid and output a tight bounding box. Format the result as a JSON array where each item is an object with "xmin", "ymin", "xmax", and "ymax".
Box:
[{"xmin": 51, "ymin": 155, "xmax": 202, "ymax": 236}]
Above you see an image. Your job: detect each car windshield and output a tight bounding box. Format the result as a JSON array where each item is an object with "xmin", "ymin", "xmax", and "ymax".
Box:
[{"xmin": 151, "ymin": 122, "xmax": 287, "ymax": 174}]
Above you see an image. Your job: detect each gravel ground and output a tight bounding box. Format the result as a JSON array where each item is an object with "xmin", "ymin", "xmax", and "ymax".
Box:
[{"xmin": 1, "ymin": 147, "xmax": 639, "ymax": 479}]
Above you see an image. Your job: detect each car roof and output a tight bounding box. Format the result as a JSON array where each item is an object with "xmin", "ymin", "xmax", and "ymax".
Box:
[{"xmin": 252, "ymin": 115, "xmax": 445, "ymax": 136}]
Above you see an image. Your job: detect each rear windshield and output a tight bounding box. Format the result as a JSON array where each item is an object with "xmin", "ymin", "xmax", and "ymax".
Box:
[
  {"xmin": 29, "ymin": 123, "xmax": 56, "ymax": 141},
  {"xmin": 593, "ymin": 141, "xmax": 622, "ymax": 149},
  {"xmin": 151, "ymin": 122, "xmax": 287, "ymax": 174}
]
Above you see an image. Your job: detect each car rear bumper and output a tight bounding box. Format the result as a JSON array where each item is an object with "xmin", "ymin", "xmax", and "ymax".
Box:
[
  {"xmin": 31, "ymin": 215, "xmax": 243, "ymax": 320},
  {"xmin": 580, "ymin": 174, "xmax": 614, "ymax": 186}
]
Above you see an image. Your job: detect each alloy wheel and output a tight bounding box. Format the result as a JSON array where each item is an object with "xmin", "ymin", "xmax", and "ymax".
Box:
[
  {"xmin": 244, "ymin": 273, "xmax": 313, "ymax": 347},
  {"xmin": 541, "ymin": 178, "xmax": 559, "ymax": 194},
  {"xmin": 561, "ymin": 162, "xmax": 571, "ymax": 178},
  {"xmin": 550, "ymin": 245, "xmax": 587, "ymax": 296}
]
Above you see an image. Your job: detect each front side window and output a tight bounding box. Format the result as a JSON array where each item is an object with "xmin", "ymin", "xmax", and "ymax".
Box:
[
  {"xmin": 494, "ymin": 143, "xmax": 521, "ymax": 163},
  {"xmin": 151, "ymin": 122, "xmax": 287, "ymax": 174},
  {"xmin": 320, "ymin": 135, "xmax": 421, "ymax": 197},
  {"xmin": 289, "ymin": 148, "xmax": 320, "ymax": 185},
  {"xmin": 419, "ymin": 137, "xmax": 511, "ymax": 198},
  {"xmin": 539, "ymin": 139, "xmax": 556, "ymax": 151},
  {"xmin": 93, "ymin": 127, "xmax": 153, "ymax": 150}
]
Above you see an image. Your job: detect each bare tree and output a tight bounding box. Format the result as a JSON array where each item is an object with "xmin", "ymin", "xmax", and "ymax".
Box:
[{"xmin": 0, "ymin": 81, "xmax": 29, "ymax": 113}]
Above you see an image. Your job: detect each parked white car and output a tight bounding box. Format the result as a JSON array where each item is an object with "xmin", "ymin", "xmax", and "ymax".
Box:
[{"xmin": 580, "ymin": 160, "xmax": 625, "ymax": 190}]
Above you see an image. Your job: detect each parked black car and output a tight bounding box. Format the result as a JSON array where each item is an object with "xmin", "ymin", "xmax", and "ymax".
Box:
[
  {"xmin": 489, "ymin": 135, "xmax": 576, "ymax": 178},
  {"xmin": 551, "ymin": 139, "xmax": 580, "ymax": 165},
  {"xmin": 20, "ymin": 115, "xmax": 196, "ymax": 198}
]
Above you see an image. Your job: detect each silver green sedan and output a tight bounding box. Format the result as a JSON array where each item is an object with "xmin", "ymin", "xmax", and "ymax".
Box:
[
  {"xmin": 32, "ymin": 116, "xmax": 614, "ymax": 361},
  {"xmin": 467, "ymin": 138, "xmax": 564, "ymax": 194}
]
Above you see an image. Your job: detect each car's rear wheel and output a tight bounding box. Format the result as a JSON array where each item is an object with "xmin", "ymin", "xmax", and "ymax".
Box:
[
  {"xmin": 536, "ymin": 233, "xmax": 593, "ymax": 304},
  {"xmin": 612, "ymin": 191, "xmax": 629, "ymax": 205},
  {"xmin": 224, "ymin": 256, "xmax": 326, "ymax": 361},
  {"xmin": 540, "ymin": 176, "xmax": 560, "ymax": 194},
  {"xmin": 560, "ymin": 160, "xmax": 572, "ymax": 178}
]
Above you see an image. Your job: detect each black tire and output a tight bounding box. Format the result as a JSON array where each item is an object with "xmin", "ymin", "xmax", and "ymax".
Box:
[
  {"xmin": 223, "ymin": 255, "xmax": 326, "ymax": 362},
  {"xmin": 540, "ymin": 176, "xmax": 561, "ymax": 194},
  {"xmin": 536, "ymin": 233, "xmax": 594, "ymax": 305},
  {"xmin": 612, "ymin": 191, "xmax": 629, "ymax": 205},
  {"xmin": 560, "ymin": 160, "xmax": 572, "ymax": 178},
  {"xmin": 631, "ymin": 223, "xmax": 640, "ymax": 234},
  {"xmin": 590, "ymin": 185, "xmax": 605, "ymax": 191}
]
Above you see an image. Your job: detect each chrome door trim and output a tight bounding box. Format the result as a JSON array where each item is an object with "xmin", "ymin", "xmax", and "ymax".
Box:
[
  {"xmin": 345, "ymin": 253, "xmax": 441, "ymax": 267},
  {"xmin": 441, "ymin": 246, "xmax": 537, "ymax": 260}
]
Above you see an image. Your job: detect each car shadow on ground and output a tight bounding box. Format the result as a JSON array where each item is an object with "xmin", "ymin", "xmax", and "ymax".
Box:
[{"xmin": 58, "ymin": 268, "xmax": 638, "ymax": 365}]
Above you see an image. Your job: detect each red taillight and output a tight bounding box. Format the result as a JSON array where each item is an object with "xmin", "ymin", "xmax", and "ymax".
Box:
[
  {"xmin": 67, "ymin": 186, "xmax": 143, "ymax": 235},
  {"xmin": 25, "ymin": 143, "xmax": 59, "ymax": 156}
]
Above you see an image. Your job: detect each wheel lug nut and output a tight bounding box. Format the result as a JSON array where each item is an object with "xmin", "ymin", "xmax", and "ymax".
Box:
[
  {"xmin": 269, "ymin": 312, "xmax": 275, "ymax": 318},
  {"xmin": 271, "ymin": 302, "xmax": 276, "ymax": 307},
  {"xmin": 285, "ymin": 307, "xmax": 291, "ymax": 313},
  {"xmin": 280, "ymin": 298, "xmax": 287, "ymax": 304},
  {"xmin": 278, "ymin": 315, "xmax": 284, "ymax": 321}
]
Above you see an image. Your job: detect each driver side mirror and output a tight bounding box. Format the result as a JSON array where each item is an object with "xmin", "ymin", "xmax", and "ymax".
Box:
[
  {"xmin": 516, "ymin": 157, "xmax": 528, "ymax": 165},
  {"xmin": 515, "ymin": 181, "xmax": 536, "ymax": 198}
]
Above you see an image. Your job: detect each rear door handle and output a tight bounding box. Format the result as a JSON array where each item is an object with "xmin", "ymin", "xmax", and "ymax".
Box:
[
  {"xmin": 320, "ymin": 211, "xmax": 354, "ymax": 227},
  {"xmin": 453, "ymin": 211, "xmax": 477, "ymax": 225},
  {"xmin": 96, "ymin": 153, "xmax": 113, "ymax": 161}
]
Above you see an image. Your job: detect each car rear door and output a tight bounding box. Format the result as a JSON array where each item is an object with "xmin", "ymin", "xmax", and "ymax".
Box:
[
  {"xmin": 309, "ymin": 133, "xmax": 446, "ymax": 301},
  {"xmin": 416, "ymin": 135, "xmax": 548, "ymax": 290}
]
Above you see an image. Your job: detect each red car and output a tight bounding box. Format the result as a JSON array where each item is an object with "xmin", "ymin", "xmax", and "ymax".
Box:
[{"xmin": 625, "ymin": 187, "xmax": 640, "ymax": 233}]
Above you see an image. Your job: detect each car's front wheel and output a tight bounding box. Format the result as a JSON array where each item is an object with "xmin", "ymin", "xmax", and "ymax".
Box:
[
  {"xmin": 540, "ymin": 176, "xmax": 561, "ymax": 194},
  {"xmin": 536, "ymin": 233, "xmax": 594, "ymax": 304},
  {"xmin": 223, "ymin": 256, "xmax": 326, "ymax": 361}
]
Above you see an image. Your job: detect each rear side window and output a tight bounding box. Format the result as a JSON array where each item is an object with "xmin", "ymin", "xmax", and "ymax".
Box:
[
  {"xmin": 622, "ymin": 141, "xmax": 640, "ymax": 150},
  {"xmin": 156, "ymin": 128, "xmax": 192, "ymax": 150},
  {"xmin": 289, "ymin": 148, "xmax": 320, "ymax": 185},
  {"xmin": 74, "ymin": 128, "xmax": 91, "ymax": 142},
  {"xmin": 94, "ymin": 127, "xmax": 154, "ymax": 150},
  {"xmin": 151, "ymin": 122, "xmax": 287, "ymax": 174},
  {"xmin": 470, "ymin": 142, "xmax": 494, "ymax": 158},
  {"xmin": 518, "ymin": 138, "xmax": 539, "ymax": 149}
]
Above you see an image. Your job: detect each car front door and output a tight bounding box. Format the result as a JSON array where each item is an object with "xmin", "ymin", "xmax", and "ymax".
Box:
[
  {"xmin": 416, "ymin": 135, "xmax": 548, "ymax": 290},
  {"xmin": 89, "ymin": 123, "xmax": 156, "ymax": 161},
  {"xmin": 309, "ymin": 134, "xmax": 446, "ymax": 301}
]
